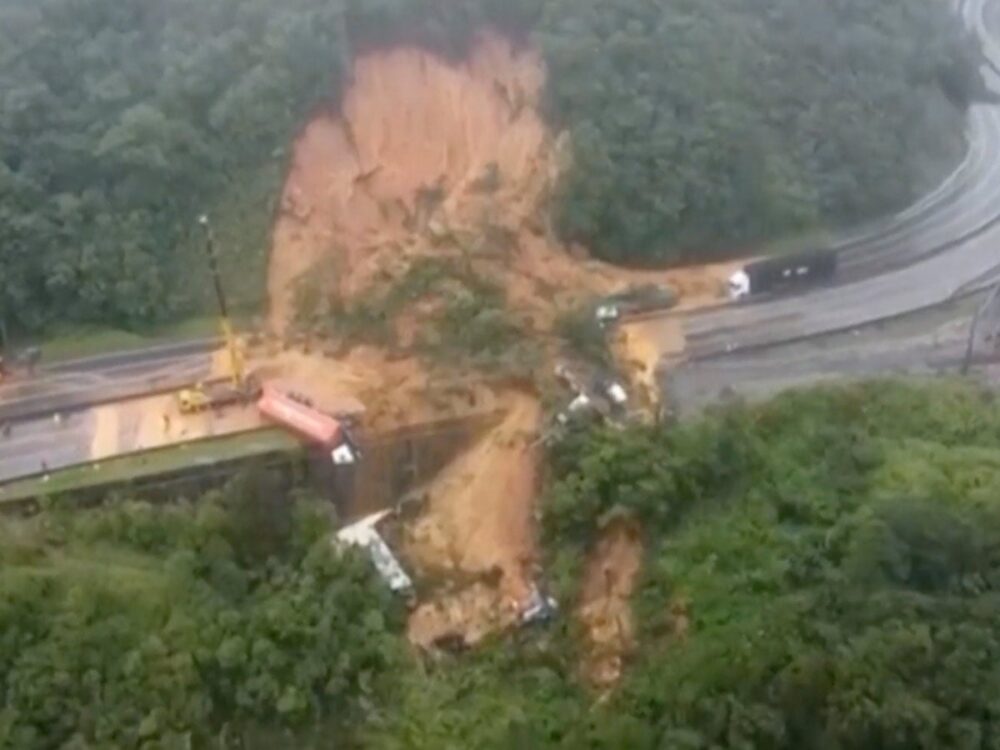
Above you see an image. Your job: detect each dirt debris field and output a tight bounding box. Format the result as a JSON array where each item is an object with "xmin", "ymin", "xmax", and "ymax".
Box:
[
  {"xmin": 404, "ymin": 392, "xmax": 540, "ymax": 648},
  {"xmin": 80, "ymin": 32, "xmax": 730, "ymax": 653},
  {"xmin": 256, "ymin": 32, "xmax": 733, "ymax": 649},
  {"xmin": 88, "ymin": 394, "xmax": 261, "ymax": 461},
  {"xmin": 613, "ymin": 317, "xmax": 688, "ymax": 407},
  {"xmin": 577, "ymin": 517, "xmax": 644, "ymax": 690},
  {"xmin": 266, "ymin": 32, "xmax": 733, "ymax": 339}
]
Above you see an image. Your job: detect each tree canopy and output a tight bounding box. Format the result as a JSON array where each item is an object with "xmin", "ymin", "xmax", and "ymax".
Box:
[
  {"xmin": 0, "ymin": 0, "xmax": 358, "ymax": 337},
  {"xmin": 0, "ymin": 475, "xmax": 406, "ymax": 748},
  {"xmin": 540, "ymin": 0, "xmax": 982, "ymax": 263},
  {"xmin": 8, "ymin": 381, "xmax": 1000, "ymax": 747},
  {"xmin": 0, "ymin": 0, "xmax": 982, "ymax": 331},
  {"xmin": 364, "ymin": 380, "xmax": 1000, "ymax": 748}
]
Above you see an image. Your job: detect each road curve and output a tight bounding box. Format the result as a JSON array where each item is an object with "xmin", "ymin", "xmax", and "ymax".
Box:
[
  {"xmin": 681, "ymin": 0, "xmax": 1000, "ymax": 360},
  {"xmin": 2, "ymin": 0, "xmax": 999, "ymax": 482}
]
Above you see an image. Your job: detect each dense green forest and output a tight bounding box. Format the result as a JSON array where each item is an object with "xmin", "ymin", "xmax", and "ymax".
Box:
[
  {"xmin": 6, "ymin": 380, "xmax": 1000, "ymax": 748},
  {"xmin": 0, "ymin": 0, "xmax": 983, "ymax": 333},
  {"xmin": 540, "ymin": 0, "xmax": 982, "ymax": 263},
  {"xmin": 0, "ymin": 475, "xmax": 407, "ymax": 748}
]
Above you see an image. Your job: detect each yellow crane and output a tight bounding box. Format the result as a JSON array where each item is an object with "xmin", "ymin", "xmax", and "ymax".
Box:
[{"xmin": 177, "ymin": 216, "xmax": 260, "ymax": 414}]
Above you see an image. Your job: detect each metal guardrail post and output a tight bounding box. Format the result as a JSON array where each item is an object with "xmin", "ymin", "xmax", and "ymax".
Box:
[{"xmin": 962, "ymin": 281, "xmax": 1000, "ymax": 374}]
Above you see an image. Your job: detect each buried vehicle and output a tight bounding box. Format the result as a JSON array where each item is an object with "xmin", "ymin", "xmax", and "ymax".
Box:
[
  {"xmin": 595, "ymin": 283, "xmax": 678, "ymax": 325},
  {"xmin": 554, "ymin": 361, "xmax": 630, "ymax": 428},
  {"xmin": 520, "ymin": 586, "xmax": 559, "ymax": 626}
]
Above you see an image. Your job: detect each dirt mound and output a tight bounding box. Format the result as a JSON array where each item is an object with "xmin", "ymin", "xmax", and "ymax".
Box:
[
  {"xmin": 263, "ymin": 29, "xmax": 740, "ymax": 421},
  {"xmin": 268, "ymin": 32, "xmax": 564, "ymax": 330},
  {"xmin": 577, "ymin": 516, "xmax": 644, "ymax": 689},
  {"xmin": 405, "ymin": 391, "xmax": 540, "ymax": 647},
  {"xmin": 257, "ymin": 31, "xmax": 733, "ymax": 652},
  {"xmin": 267, "ymin": 32, "xmax": 732, "ymax": 337},
  {"xmin": 408, "ymin": 582, "xmax": 518, "ymax": 651},
  {"xmin": 614, "ymin": 317, "xmax": 687, "ymax": 407}
]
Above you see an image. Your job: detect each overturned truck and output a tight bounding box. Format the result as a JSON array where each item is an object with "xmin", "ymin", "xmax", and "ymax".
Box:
[{"xmin": 256, "ymin": 384, "xmax": 360, "ymax": 465}]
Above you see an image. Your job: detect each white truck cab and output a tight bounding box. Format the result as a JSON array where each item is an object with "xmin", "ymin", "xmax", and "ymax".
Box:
[
  {"xmin": 331, "ymin": 443, "xmax": 357, "ymax": 465},
  {"xmin": 595, "ymin": 304, "xmax": 620, "ymax": 325},
  {"xmin": 727, "ymin": 270, "xmax": 751, "ymax": 300},
  {"xmin": 336, "ymin": 511, "xmax": 413, "ymax": 595},
  {"xmin": 605, "ymin": 381, "xmax": 628, "ymax": 408}
]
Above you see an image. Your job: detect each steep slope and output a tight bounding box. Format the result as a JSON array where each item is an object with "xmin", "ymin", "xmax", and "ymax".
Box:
[{"xmin": 259, "ymin": 32, "xmax": 729, "ymax": 645}]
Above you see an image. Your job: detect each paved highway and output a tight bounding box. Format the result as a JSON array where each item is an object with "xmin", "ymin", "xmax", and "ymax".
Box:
[
  {"xmin": 665, "ymin": 298, "xmax": 988, "ymax": 417},
  {"xmin": 3, "ymin": 0, "xmax": 1000, "ymax": 483},
  {"xmin": 0, "ymin": 342, "xmax": 216, "ymax": 484},
  {"xmin": 682, "ymin": 0, "xmax": 1000, "ymax": 359},
  {"xmin": 0, "ymin": 339, "xmax": 216, "ymax": 424},
  {"xmin": 0, "ymin": 411, "xmax": 95, "ymax": 484}
]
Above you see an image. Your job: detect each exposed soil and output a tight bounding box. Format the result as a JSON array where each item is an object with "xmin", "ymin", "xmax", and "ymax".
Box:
[
  {"xmin": 89, "ymin": 394, "xmax": 262, "ymax": 460},
  {"xmin": 408, "ymin": 581, "xmax": 518, "ymax": 651},
  {"xmin": 614, "ymin": 317, "xmax": 688, "ymax": 407},
  {"xmin": 267, "ymin": 33, "xmax": 565, "ymax": 332},
  {"xmin": 577, "ymin": 517, "xmax": 644, "ymax": 689},
  {"xmin": 266, "ymin": 32, "xmax": 732, "ymax": 339},
  {"xmin": 405, "ymin": 391, "xmax": 540, "ymax": 647},
  {"xmin": 254, "ymin": 32, "xmax": 731, "ymax": 649}
]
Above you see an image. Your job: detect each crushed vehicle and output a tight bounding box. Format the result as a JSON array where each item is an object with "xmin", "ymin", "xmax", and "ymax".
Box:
[
  {"xmin": 335, "ymin": 510, "xmax": 414, "ymax": 595},
  {"xmin": 553, "ymin": 361, "xmax": 631, "ymax": 428},
  {"xmin": 519, "ymin": 586, "xmax": 559, "ymax": 626},
  {"xmin": 595, "ymin": 283, "xmax": 677, "ymax": 326}
]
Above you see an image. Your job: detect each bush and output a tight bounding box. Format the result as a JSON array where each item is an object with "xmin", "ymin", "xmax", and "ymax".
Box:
[{"xmin": 554, "ymin": 302, "xmax": 609, "ymax": 365}]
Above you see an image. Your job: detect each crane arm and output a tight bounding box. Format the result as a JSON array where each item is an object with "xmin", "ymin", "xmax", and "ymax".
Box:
[{"xmin": 200, "ymin": 216, "xmax": 244, "ymax": 387}]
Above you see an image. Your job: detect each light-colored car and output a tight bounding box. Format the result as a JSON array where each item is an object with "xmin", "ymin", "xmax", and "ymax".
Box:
[
  {"xmin": 519, "ymin": 587, "xmax": 558, "ymax": 626},
  {"xmin": 556, "ymin": 393, "xmax": 594, "ymax": 425},
  {"xmin": 595, "ymin": 283, "xmax": 677, "ymax": 326}
]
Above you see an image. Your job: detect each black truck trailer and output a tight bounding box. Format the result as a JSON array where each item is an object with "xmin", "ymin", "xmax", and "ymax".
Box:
[{"xmin": 728, "ymin": 248, "xmax": 838, "ymax": 299}]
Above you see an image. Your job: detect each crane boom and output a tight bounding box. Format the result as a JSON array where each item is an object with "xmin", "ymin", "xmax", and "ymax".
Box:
[
  {"xmin": 199, "ymin": 216, "xmax": 244, "ymax": 388},
  {"xmin": 175, "ymin": 216, "xmax": 260, "ymax": 414}
]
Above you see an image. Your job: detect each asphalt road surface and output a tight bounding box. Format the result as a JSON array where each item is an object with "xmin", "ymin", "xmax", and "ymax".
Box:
[
  {"xmin": 665, "ymin": 296, "xmax": 991, "ymax": 418},
  {"xmin": 3, "ymin": 0, "xmax": 1000, "ymax": 484},
  {"xmin": 0, "ymin": 341, "xmax": 216, "ymax": 484},
  {"xmin": 681, "ymin": 0, "xmax": 1000, "ymax": 359},
  {"xmin": 0, "ymin": 411, "xmax": 95, "ymax": 485},
  {"xmin": 0, "ymin": 339, "xmax": 216, "ymax": 424}
]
